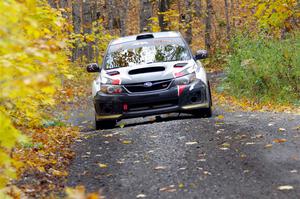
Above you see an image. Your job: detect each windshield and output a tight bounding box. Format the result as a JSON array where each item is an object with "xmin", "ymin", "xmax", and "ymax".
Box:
[{"xmin": 104, "ymin": 38, "xmax": 191, "ymax": 70}]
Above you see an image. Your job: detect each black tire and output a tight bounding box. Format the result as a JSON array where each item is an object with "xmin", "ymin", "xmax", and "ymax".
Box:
[
  {"xmin": 95, "ymin": 119, "xmax": 117, "ymax": 130},
  {"xmin": 193, "ymin": 81, "xmax": 212, "ymax": 118}
]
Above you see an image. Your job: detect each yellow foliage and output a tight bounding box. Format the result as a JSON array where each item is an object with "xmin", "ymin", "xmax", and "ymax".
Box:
[
  {"xmin": 241, "ymin": 0, "xmax": 298, "ymax": 37},
  {"xmin": 148, "ymin": 9, "xmax": 184, "ymax": 32},
  {"xmin": 0, "ymin": 0, "xmax": 73, "ymax": 191}
]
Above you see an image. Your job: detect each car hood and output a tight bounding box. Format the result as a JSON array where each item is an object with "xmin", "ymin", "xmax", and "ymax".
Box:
[{"xmin": 101, "ymin": 60, "xmax": 195, "ymax": 85}]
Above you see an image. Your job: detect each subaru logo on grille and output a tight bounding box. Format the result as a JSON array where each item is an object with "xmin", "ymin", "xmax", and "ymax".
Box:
[{"xmin": 144, "ymin": 82, "xmax": 153, "ymax": 87}]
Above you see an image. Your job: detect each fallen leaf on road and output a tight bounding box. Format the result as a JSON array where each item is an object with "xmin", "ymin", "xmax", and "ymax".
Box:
[
  {"xmin": 159, "ymin": 187, "xmax": 169, "ymax": 191},
  {"xmin": 278, "ymin": 128, "xmax": 286, "ymax": 132},
  {"xmin": 292, "ymin": 126, "xmax": 300, "ymax": 131},
  {"xmin": 98, "ymin": 163, "xmax": 108, "ymax": 168},
  {"xmin": 159, "ymin": 186, "xmax": 176, "ymax": 192},
  {"xmin": 203, "ymin": 171, "xmax": 212, "ymax": 175},
  {"xmin": 185, "ymin": 141, "xmax": 198, "ymax": 145},
  {"xmin": 119, "ymin": 123, "xmax": 126, "ymax": 128},
  {"xmin": 165, "ymin": 188, "xmax": 177, "ymax": 192},
  {"xmin": 220, "ymin": 147, "xmax": 229, "ymax": 151},
  {"xmin": 103, "ymin": 133, "xmax": 113, "ymax": 138},
  {"xmin": 136, "ymin": 194, "xmax": 146, "ymax": 198},
  {"xmin": 291, "ymin": 155, "xmax": 299, "ymax": 161},
  {"xmin": 264, "ymin": 144, "xmax": 273, "ymax": 148},
  {"xmin": 273, "ymin": 138, "xmax": 287, "ymax": 143},
  {"xmin": 154, "ymin": 166, "xmax": 166, "ymax": 170},
  {"xmin": 216, "ymin": 115, "xmax": 224, "ymax": 120},
  {"xmin": 221, "ymin": 142, "xmax": 230, "ymax": 147},
  {"xmin": 240, "ymin": 154, "xmax": 247, "ymax": 158},
  {"xmin": 277, "ymin": 185, "xmax": 294, "ymax": 190},
  {"xmin": 122, "ymin": 140, "xmax": 132, "ymax": 144}
]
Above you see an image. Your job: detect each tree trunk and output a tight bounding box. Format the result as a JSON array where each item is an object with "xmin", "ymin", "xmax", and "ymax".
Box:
[
  {"xmin": 224, "ymin": 0, "xmax": 231, "ymax": 41},
  {"xmin": 91, "ymin": 0, "xmax": 98, "ymax": 21},
  {"xmin": 205, "ymin": 0, "xmax": 212, "ymax": 51},
  {"xmin": 140, "ymin": 0, "xmax": 153, "ymax": 32},
  {"xmin": 195, "ymin": 0, "xmax": 202, "ymax": 17},
  {"xmin": 184, "ymin": 0, "xmax": 193, "ymax": 45},
  {"xmin": 72, "ymin": 0, "xmax": 82, "ymax": 61},
  {"xmin": 120, "ymin": 0, "xmax": 130, "ymax": 36},
  {"xmin": 82, "ymin": 0, "xmax": 93, "ymax": 62},
  {"xmin": 106, "ymin": 0, "xmax": 116, "ymax": 31},
  {"xmin": 158, "ymin": 0, "xmax": 170, "ymax": 31}
]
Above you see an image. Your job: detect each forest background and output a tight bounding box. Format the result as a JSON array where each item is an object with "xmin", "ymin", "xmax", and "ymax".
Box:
[{"xmin": 0, "ymin": 0, "xmax": 299, "ymax": 197}]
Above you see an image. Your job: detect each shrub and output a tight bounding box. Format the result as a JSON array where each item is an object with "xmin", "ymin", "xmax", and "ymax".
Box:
[{"xmin": 223, "ymin": 33, "xmax": 300, "ymax": 105}]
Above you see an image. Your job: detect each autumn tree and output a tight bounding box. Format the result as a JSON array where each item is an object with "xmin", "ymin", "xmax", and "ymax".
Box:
[
  {"xmin": 0, "ymin": 0, "xmax": 74, "ymax": 192},
  {"xmin": 158, "ymin": 0, "xmax": 171, "ymax": 31}
]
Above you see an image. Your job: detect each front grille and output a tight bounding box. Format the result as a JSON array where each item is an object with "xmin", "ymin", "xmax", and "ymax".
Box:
[
  {"xmin": 128, "ymin": 99, "xmax": 178, "ymax": 112},
  {"xmin": 124, "ymin": 79, "xmax": 172, "ymax": 93}
]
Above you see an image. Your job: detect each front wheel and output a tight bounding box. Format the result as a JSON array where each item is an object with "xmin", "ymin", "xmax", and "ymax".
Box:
[
  {"xmin": 95, "ymin": 118, "xmax": 117, "ymax": 130},
  {"xmin": 193, "ymin": 81, "xmax": 212, "ymax": 118}
]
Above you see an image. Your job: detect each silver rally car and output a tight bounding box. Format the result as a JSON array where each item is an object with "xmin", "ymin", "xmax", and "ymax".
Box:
[{"xmin": 87, "ymin": 31, "xmax": 212, "ymax": 129}]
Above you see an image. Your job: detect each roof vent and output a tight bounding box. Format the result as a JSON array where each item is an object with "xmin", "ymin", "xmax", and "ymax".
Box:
[{"xmin": 136, "ymin": 34, "xmax": 154, "ymax": 40}]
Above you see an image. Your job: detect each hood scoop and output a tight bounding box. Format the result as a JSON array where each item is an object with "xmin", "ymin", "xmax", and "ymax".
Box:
[{"xmin": 128, "ymin": 66, "xmax": 165, "ymax": 75}]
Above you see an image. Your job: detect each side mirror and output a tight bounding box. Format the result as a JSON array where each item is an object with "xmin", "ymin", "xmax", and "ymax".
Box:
[
  {"xmin": 195, "ymin": 50, "xmax": 208, "ymax": 60},
  {"xmin": 86, "ymin": 63, "xmax": 100, "ymax": 72}
]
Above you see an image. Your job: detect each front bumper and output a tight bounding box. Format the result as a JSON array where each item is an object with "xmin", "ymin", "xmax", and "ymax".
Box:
[{"xmin": 94, "ymin": 80, "xmax": 210, "ymax": 120}]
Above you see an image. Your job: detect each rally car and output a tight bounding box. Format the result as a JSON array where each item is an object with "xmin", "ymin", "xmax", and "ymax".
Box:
[{"xmin": 87, "ymin": 31, "xmax": 212, "ymax": 129}]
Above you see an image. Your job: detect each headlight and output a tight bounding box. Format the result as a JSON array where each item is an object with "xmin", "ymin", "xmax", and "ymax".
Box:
[
  {"xmin": 174, "ymin": 73, "xmax": 197, "ymax": 85},
  {"xmin": 100, "ymin": 84, "xmax": 123, "ymax": 94}
]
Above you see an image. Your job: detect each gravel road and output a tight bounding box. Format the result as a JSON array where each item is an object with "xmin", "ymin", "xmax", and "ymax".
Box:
[{"xmin": 66, "ymin": 74, "xmax": 300, "ymax": 199}]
